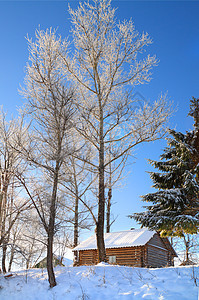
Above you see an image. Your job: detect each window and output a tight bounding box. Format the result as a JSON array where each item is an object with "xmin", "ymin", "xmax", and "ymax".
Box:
[{"xmin": 109, "ymin": 255, "xmax": 116, "ymax": 264}]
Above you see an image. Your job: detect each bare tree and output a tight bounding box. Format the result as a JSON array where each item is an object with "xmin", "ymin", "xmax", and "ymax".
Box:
[
  {"xmin": 18, "ymin": 29, "xmax": 75, "ymax": 287},
  {"xmin": 54, "ymin": 232, "xmax": 72, "ymax": 264},
  {"xmin": 173, "ymin": 234, "xmax": 199, "ymax": 265},
  {"xmin": 5, "ymin": 211, "xmax": 46, "ymax": 271},
  {"xmin": 60, "ymin": 140, "xmax": 96, "ymax": 247},
  {"xmin": 105, "ymin": 142, "xmax": 129, "ymax": 233},
  {"xmin": 0, "ymin": 110, "xmax": 30, "ymax": 273},
  {"xmin": 61, "ymin": 0, "xmax": 172, "ymax": 262}
]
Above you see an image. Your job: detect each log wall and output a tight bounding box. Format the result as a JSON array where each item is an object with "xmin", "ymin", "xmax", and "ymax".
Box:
[
  {"xmin": 79, "ymin": 249, "xmax": 98, "ymax": 265},
  {"xmin": 106, "ymin": 247, "xmax": 143, "ymax": 267},
  {"xmin": 147, "ymin": 245, "xmax": 168, "ymax": 267},
  {"xmin": 77, "ymin": 233, "xmax": 175, "ymax": 267},
  {"xmin": 78, "ymin": 246, "xmax": 145, "ymax": 267},
  {"xmin": 146, "ymin": 233, "xmax": 171, "ymax": 267}
]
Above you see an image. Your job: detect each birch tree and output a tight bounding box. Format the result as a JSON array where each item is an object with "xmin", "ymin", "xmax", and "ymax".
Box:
[
  {"xmin": 61, "ymin": 0, "xmax": 172, "ymax": 261},
  {"xmin": 19, "ymin": 29, "xmax": 75, "ymax": 287}
]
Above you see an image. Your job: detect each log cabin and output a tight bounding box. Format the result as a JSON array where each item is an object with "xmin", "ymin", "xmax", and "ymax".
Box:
[{"xmin": 73, "ymin": 228, "xmax": 177, "ymax": 267}]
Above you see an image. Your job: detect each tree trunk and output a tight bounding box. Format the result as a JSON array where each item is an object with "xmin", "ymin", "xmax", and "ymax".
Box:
[
  {"xmin": 2, "ymin": 242, "xmax": 7, "ymax": 273},
  {"xmin": 0, "ymin": 174, "xmax": 9, "ymax": 247},
  {"xmin": 183, "ymin": 235, "xmax": 190, "ymax": 263},
  {"xmin": 96, "ymin": 220, "xmax": 106, "ymax": 262},
  {"xmin": 1, "ymin": 187, "xmax": 8, "ymax": 273},
  {"xmin": 74, "ymin": 192, "xmax": 79, "ymax": 247},
  {"xmin": 1, "ymin": 210, "xmax": 7, "ymax": 273},
  {"xmin": 46, "ymin": 161, "xmax": 59, "ymax": 288},
  {"xmin": 47, "ymin": 232, "xmax": 56, "ymax": 287},
  {"xmin": 185, "ymin": 240, "xmax": 190, "ymax": 262},
  {"xmin": 106, "ymin": 187, "xmax": 112, "ymax": 233},
  {"xmin": 185, "ymin": 246, "xmax": 189, "ymax": 262},
  {"xmin": 96, "ymin": 106, "xmax": 106, "ymax": 262}
]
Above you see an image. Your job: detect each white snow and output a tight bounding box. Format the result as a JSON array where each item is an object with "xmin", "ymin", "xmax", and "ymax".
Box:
[
  {"xmin": 0, "ymin": 264, "xmax": 199, "ymax": 299},
  {"xmin": 73, "ymin": 228, "xmax": 156, "ymax": 251}
]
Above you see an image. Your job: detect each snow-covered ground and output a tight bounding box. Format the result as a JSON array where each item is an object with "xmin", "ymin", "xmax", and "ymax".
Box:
[{"xmin": 0, "ymin": 263, "xmax": 199, "ymax": 299}]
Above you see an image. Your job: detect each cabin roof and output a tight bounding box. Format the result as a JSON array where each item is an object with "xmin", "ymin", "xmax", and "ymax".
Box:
[{"xmin": 73, "ymin": 228, "xmax": 156, "ymax": 251}]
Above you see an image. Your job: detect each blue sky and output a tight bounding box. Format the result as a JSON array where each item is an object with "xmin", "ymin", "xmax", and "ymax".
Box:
[{"xmin": 0, "ymin": 0, "xmax": 199, "ymax": 237}]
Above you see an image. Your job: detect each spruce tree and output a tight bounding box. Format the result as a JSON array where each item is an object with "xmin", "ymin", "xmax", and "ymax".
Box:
[{"xmin": 133, "ymin": 97, "xmax": 199, "ymax": 236}]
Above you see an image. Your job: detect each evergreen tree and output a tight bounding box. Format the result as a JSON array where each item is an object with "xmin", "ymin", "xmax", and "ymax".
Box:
[{"xmin": 133, "ymin": 97, "xmax": 199, "ymax": 236}]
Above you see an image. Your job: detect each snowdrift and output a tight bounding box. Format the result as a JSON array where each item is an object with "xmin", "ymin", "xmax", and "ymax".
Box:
[{"xmin": 0, "ymin": 264, "xmax": 198, "ymax": 299}]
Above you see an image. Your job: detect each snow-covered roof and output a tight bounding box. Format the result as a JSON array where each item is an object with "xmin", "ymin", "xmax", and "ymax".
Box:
[{"xmin": 73, "ymin": 228, "xmax": 156, "ymax": 251}]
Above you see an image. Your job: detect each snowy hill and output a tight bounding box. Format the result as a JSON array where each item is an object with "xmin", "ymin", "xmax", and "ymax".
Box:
[{"xmin": 0, "ymin": 264, "xmax": 199, "ymax": 299}]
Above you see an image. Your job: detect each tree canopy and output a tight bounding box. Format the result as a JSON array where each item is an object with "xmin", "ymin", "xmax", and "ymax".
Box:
[{"xmin": 133, "ymin": 97, "xmax": 199, "ymax": 236}]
